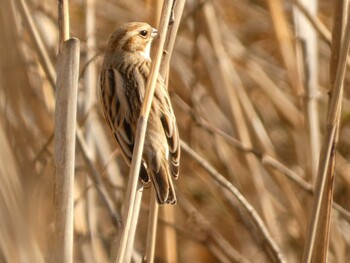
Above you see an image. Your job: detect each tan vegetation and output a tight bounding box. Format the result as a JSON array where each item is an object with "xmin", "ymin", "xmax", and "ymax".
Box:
[{"xmin": 0, "ymin": 0, "xmax": 349, "ymax": 262}]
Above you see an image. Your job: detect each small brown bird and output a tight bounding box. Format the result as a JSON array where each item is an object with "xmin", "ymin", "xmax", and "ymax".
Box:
[{"xmin": 99, "ymin": 22, "xmax": 180, "ymax": 204}]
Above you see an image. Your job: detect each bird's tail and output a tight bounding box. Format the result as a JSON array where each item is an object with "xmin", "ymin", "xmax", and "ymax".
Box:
[{"xmin": 148, "ymin": 163, "xmax": 176, "ymax": 205}]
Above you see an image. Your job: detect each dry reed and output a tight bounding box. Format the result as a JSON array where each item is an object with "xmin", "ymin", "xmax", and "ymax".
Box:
[{"xmin": 1, "ymin": 0, "xmax": 350, "ymax": 262}]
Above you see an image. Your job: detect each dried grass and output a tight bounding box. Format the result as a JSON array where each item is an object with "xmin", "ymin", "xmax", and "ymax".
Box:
[{"xmin": 1, "ymin": 0, "xmax": 350, "ymax": 262}]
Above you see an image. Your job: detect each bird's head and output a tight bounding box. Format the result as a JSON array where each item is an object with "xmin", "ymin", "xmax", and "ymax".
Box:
[{"xmin": 106, "ymin": 22, "xmax": 158, "ymax": 60}]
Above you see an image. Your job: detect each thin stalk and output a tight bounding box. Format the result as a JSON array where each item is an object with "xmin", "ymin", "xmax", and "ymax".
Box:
[
  {"xmin": 159, "ymin": 0, "xmax": 186, "ymax": 79},
  {"xmin": 266, "ymin": 0, "xmax": 303, "ymax": 97},
  {"xmin": 145, "ymin": 189, "xmax": 159, "ymax": 263},
  {"xmin": 123, "ymin": 186, "xmax": 144, "ymax": 263},
  {"xmin": 159, "ymin": 204, "xmax": 178, "ymax": 263},
  {"xmin": 58, "ymin": 0, "xmax": 69, "ymax": 52},
  {"xmin": 155, "ymin": 1, "xmax": 185, "ymax": 262},
  {"xmin": 301, "ymin": 125, "xmax": 336, "ymax": 263}
]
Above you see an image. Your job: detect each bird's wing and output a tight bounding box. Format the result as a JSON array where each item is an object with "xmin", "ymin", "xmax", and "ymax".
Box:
[
  {"xmin": 156, "ymin": 77, "xmax": 180, "ymax": 178},
  {"xmin": 100, "ymin": 68, "xmax": 134, "ymax": 166}
]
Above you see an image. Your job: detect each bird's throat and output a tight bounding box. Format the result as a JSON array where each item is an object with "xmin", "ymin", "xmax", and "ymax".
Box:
[{"xmin": 139, "ymin": 41, "xmax": 152, "ymax": 60}]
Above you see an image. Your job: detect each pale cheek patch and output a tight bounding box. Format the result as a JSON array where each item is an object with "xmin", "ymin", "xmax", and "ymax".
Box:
[{"xmin": 140, "ymin": 41, "xmax": 151, "ymax": 60}]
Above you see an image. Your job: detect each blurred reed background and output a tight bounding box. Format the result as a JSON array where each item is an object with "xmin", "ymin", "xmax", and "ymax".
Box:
[{"xmin": 1, "ymin": 0, "xmax": 350, "ymax": 262}]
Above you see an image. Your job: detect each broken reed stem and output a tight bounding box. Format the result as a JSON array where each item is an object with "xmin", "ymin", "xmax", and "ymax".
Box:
[
  {"xmin": 180, "ymin": 140, "xmax": 286, "ymax": 263},
  {"xmin": 54, "ymin": 38, "xmax": 80, "ymax": 263},
  {"xmin": 115, "ymin": 1, "xmax": 175, "ymax": 262},
  {"xmin": 302, "ymin": 2, "xmax": 350, "ymax": 262}
]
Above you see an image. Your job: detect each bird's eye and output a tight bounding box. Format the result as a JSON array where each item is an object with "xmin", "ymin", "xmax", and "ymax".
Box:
[{"xmin": 139, "ymin": 30, "xmax": 148, "ymax": 38}]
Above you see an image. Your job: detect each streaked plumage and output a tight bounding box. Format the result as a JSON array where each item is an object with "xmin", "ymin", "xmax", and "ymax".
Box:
[{"xmin": 99, "ymin": 22, "xmax": 180, "ymax": 204}]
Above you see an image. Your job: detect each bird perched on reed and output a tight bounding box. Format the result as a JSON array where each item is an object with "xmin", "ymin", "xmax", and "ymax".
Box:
[{"xmin": 99, "ymin": 22, "xmax": 180, "ymax": 204}]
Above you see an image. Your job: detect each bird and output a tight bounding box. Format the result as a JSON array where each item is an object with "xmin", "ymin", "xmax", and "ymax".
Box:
[{"xmin": 99, "ymin": 22, "xmax": 180, "ymax": 205}]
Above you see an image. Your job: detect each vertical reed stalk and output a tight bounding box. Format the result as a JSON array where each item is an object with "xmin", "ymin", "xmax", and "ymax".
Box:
[
  {"xmin": 58, "ymin": 0, "xmax": 70, "ymax": 52},
  {"xmin": 266, "ymin": 0, "xmax": 303, "ymax": 97},
  {"xmin": 294, "ymin": 0, "xmax": 320, "ymax": 180},
  {"xmin": 145, "ymin": 189, "xmax": 159, "ymax": 263},
  {"xmin": 159, "ymin": 205, "xmax": 178, "ymax": 262},
  {"xmin": 54, "ymin": 38, "xmax": 80, "ymax": 263},
  {"xmin": 54, "ymin": 1, "xmax": 80, "ymax": 262},
  {"xmin": 302, "ymin": 1, "xmax": 350, "ymax": 262}
]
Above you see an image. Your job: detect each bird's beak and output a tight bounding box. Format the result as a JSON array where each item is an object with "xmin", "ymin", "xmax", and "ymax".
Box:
[{"xmin": 151, "ymin": 28, "xmax": 158, "ymax": 38}]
